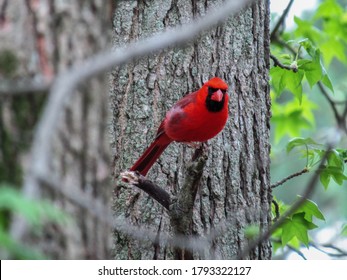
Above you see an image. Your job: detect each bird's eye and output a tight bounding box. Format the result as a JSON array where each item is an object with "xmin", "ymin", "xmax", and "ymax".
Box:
[
  {"xmin": 208, "ymin": 87, "xmax": 216, "ymax": 95},
  {"xmin": 208, "ymin": 87, "xmax": 226, "ymax": 95}
]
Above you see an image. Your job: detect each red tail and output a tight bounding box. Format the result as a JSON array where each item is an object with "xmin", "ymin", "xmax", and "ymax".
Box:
[{"xmin": 130, "ymin": 132, "xmax": 172, "ymax": 176}]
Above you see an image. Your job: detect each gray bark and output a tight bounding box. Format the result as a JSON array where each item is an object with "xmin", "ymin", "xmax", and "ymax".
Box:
[
  {"xmin": 2, "ymin": 0, "xmax": 114, "ymax": 259},
  {"xmin": 111, "ymin": 0, "xmax": 272, "ymax": 259}
]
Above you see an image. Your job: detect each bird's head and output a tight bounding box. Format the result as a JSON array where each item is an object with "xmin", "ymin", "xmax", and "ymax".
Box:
[{"xmin": 203, "ymin": 77, "xmax": 228, "ymax": 112}]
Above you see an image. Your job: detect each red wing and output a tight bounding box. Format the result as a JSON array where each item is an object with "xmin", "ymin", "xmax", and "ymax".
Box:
[
  {"xmin": 155, "ymin": 90, "xmax": 197, "ymax": 138},
  {"xmin": 173, "ymin": 90, "xmax": 198, "ymax": 109}
]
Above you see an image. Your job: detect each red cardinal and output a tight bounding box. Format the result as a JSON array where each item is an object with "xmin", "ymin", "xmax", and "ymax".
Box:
[{"xmin": 130, "ymin": 77, "xmax": 229, "ymax": 176}]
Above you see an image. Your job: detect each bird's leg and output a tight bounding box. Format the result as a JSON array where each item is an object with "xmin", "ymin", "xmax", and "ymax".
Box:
[{"xmin": 120, "ymin": 170, "xmax": 140, "ymax": 185}]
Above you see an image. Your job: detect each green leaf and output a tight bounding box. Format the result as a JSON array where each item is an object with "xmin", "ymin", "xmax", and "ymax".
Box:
[
  {"xmin": 270, "ymin": 67, "xmax": 286, "ymax": 94},
  {"xmin": 284, "ymin": 70, "xmax": 304, "ymax": 103},
  {"xmin": 320, "ymin": 168, "xmax": 331, "ymax": 189},
  {"xmin": 271, "ymin": 94, "xmax": 317, "ymax": 143},
  {"xmin": 301, "ymin": 60, "xmax": 322, "ymax": 88},
  {"xmin": 319, "ymin": 165, "xmax": 347, "ymax": 189},
  {"xmin": 270, "ymin": 67, "xmax": 304, "ymax": 102},
  {"xmin": 281, "ymin": 213, "xmax": 317, "ymax": 247},
  {"xmin": 314, "ymin": 0, "xmax": 343, "ymax": 19},
  {"xmin": 320, "ymin": 38, "xmax": 347, "ymax": 65},
  {"xmin": 321, "ymin": 73, "xmax": 334, "ymax": 93},
  {"xmin": 286, "ymin": 137, "xmax": 318, "ymax": 153},
  {"xmin": 328, "ymin": 150, "xmax": 344, "ymax": 170},
  {"xmin": 294, "ymin": 18, "xmax": 321, "ymax": 42},
  {"xmin": 295, "ymin": 197, "xmax": 325, "ymax": 222}
]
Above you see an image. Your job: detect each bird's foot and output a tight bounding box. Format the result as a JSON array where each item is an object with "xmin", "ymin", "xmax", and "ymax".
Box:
[{"xmin": 120, "ymin": 170, "xmax": 140, "ymax": 185}]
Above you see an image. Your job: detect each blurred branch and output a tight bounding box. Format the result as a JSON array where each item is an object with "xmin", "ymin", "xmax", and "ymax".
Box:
[
  {"xmin": 0, "ymin": 79, "xmax": 51, "ymax": 95},
  {"xmin": 39, "ymin": 175, "xmax": 112, "ymax": 226},
  {"xmin": 270, "ymin": 0, "xmax": 295, "ymax": 40},
  {"xmin": 271, "ymin": 167, "xmax": 308, "ymax": 189},
  {"xmin": 237, "ymin": 146, "xmax": 331, "ymax": 259},
  {"xmin": 38, "ymin": 171, "xmax": 216, "ymax": 256}
]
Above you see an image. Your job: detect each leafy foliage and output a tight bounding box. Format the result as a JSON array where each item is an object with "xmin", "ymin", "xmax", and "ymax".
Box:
[
  {"xmin": 0, "ymin": 184, "xmax": 68, "ymax": 259},
  {"xmin": 272, "ymin": 96, "xmax": 316, "ymax": 143},
  {"xmin": 272, "ymin": 198, "xmax": 325, "ymax": 249},
  {"xmin": 270, "ymin": 0, "xmax": 347, "ymax": 257},
  {"xmin": 286, "ymin": 138, "xmax": 347, "ymax": 189}
]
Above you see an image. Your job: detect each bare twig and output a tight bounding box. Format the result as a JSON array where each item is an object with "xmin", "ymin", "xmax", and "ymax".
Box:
[
  {"xmin": 120, "ymin": 171, "xmax": 171, "ymax": 210},
  {"xmin": 270, "ymin": 0, "xmax": 295, "ymax": 40},
  {"xmin": 271, "ymin": 238, "xmax": 307, "ymax": 260},
  {"xmin": 270, "ymin": 54, "xmax": 298, "ymax": 72},
  {"xmin": 272, "ymin": 200, "xmax": 280, "ymax": 221},
  {"xmin": 318, "ymin": 82, "xmax": 342, "ymax": 124},
  {"xmin": 237, "ymin": 146, "xmax": 331, "ymax": 259},
  {"xmin": 319, "ymin": 243, "xmax": 347, "ymax": 257},
  {"xmin": 271, "ymin": 167, "xmax": 309, "ymax": 188}
]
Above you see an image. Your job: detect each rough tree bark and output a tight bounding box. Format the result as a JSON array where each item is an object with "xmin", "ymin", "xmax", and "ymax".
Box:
[
  {"xmin": 2, "ymin": 1, "xmax": 114, "ymax": 259},
  {"xmin": 111, "ymin": 0, "xmax": 272, "ymax": 259}
]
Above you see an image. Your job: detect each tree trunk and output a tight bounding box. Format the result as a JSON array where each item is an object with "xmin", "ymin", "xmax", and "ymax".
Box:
[
  {"xmin": 3, "ymin": 0, "xmax": 114, "ymax": 259},
  {"xmin": 111, "ymin": 0, "xmax": 272, "ymax": 259}
]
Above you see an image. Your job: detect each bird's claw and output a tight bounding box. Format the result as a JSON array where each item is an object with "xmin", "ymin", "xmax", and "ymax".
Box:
[{"xmin": 120, "ymin": 171, "xmax": 140, "ymax": 185}]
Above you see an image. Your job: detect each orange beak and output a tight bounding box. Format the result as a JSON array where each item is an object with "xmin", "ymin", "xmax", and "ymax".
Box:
[{"xmin": 211, "ymin": 89, "xmax": 224, "ymax": 102}]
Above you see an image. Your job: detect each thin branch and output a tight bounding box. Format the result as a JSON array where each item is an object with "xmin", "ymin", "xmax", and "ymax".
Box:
[
  {"xmin": 270, "ymin": 0, "xmax": 295, "ymax": 40},
  {"xmin": 270, "ymin": 54, "xmax": 298, "ymax": 72},
  {"xmin": 271, "ymin": 167, "xmax": 309, "ymax": 188},
  {"xmin": 272, "ymin": 200, "xmax": 280, "ymax": 221},
  {"xmin": 120, "ymin": 171, "xmax": 171, "ymax": 210},
  {"xmin": 319, "ymin": 243, "xmax": 347, "ymax": 257},
  {"xmin": 271, "ymin": 238, "xmax": 307, "ymax": 260},
  {"xmin": 317, "ymin": 82, "xmax": 342, "ymax": 123},
  {"xmin": 237, "ymin": 146, "xmax": 331, "ymax": 259}
]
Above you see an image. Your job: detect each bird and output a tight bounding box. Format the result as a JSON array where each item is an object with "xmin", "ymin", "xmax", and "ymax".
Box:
[{"xmin": 129, "ymin": 77, "xmax": 229, "ymax": 176}]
